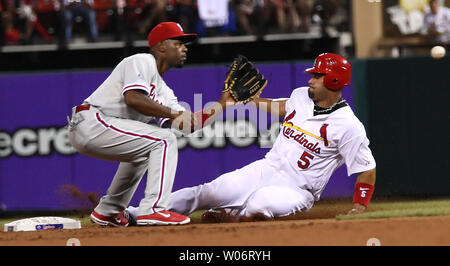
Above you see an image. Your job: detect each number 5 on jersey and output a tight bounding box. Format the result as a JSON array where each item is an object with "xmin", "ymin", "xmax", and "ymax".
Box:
[{"xmin": 298, "ymin": 151, "xmax": 314, "ymax": 169}]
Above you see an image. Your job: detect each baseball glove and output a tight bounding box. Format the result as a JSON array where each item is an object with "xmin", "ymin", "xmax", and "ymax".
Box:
[{"xmin": 223, "ymin": 55, "xmax": 268, "ymax": 104}]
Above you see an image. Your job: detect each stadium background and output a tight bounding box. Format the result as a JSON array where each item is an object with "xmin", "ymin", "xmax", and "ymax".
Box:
[{"xmin": 0, "ymin": 0, "xmax": 449, "ymax": 213}]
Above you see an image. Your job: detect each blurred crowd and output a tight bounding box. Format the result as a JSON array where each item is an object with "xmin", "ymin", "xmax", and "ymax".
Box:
[
  {"xmin": 423, "ymin": 0, "xmax": 450, "ymax": 44},
  {"xmin": 0, "ymin": 0, "xmax": 351, "ymax": 46}
]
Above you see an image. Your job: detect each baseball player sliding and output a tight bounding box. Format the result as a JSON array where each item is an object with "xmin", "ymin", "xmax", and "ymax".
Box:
[
  {"xmin": 67, "ymin": 22, "xmax": 266, "ymax": 227},
  {"xmin": 127, "ymin": 53, "xmax": 376, "ymax": 222}
]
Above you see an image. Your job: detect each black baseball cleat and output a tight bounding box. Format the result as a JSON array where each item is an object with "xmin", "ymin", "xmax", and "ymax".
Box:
[
  {"xmin": 123, "ymin": 209, "xmax": 137, "ymax": 226},
  {"xmin": 201, "ymin": 209, "xmax": 228, "ymax": 223},
  {"xmin": 201, "ymin": 209, "xmax": 242, "ymax": 223}
]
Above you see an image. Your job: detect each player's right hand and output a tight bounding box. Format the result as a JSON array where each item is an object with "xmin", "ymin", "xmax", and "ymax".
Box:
[{"xmin": 171, "ymin": 110, "xmax": 196, "ymax": 134}]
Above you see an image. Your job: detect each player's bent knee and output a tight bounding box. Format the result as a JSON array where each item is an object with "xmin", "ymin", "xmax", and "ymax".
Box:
[
  {"xmin": 245, "ymin": 186, "xmax": 313, "ymax": 218},
  {"xmin": 245, "ymin": 203, "xmax": 273, "ymax": 219}
]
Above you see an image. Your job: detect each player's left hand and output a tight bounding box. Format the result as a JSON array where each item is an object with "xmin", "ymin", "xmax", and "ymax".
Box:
[
  {"xmin": 347, "ymin": 203, "xmax": 366, "ymax": 215},
  {"xmin": 219, "ymin": 90, "xmax": 237, "ymax": 106}
]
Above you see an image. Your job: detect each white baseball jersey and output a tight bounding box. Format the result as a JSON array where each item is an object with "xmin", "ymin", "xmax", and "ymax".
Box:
[
  {"xmin": 85, "ymin": 53, "xmax": 185, "ymax": 125},
  {"xmin": 265, "ymin": 87, "xmax": 376, "ymax": 200}
]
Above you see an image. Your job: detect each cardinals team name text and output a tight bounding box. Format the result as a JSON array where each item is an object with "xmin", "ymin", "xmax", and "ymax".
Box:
[{"xmin": 283, "ymin": 127, "xmax": 321, "ymax": 154}]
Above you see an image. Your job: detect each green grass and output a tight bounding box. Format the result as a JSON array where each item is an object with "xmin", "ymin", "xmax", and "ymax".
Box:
[{"xmin": 336, "ymin": 199, "xmax": 450, "ymax": 220}]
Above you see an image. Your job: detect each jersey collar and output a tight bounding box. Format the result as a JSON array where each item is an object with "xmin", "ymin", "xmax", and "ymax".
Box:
[{"xmin": 313, "ymin": 98, "xmax": 348, "ymax": 116}]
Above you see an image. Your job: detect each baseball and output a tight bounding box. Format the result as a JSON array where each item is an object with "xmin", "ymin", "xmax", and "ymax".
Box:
[{"xmin": 430, "ymin": 46, "xmax": 446, "ymax": 59}]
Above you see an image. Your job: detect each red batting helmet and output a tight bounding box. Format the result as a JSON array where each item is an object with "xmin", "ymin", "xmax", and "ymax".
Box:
[{"xmin": 304, "ymin": 53, "xmax": 352, "ymax": 90}]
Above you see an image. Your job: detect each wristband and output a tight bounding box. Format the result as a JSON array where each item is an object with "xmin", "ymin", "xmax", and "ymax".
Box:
[{"xmin": 352, "ymin": 182, "xmax": 375, "ymax": 207}]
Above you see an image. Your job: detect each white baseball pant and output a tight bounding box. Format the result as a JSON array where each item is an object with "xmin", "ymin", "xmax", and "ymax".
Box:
[
  {"xmin": 68, "ymin": 105, "xmax": 178, "ymax": 217},
  {"xmin": 167, "ymin": 159, "xmax": 315, "ymax": 219}
]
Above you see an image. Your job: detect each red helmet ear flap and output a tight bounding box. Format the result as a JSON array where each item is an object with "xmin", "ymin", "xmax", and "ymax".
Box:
[
  {"xmin": 324, "ymin": 65, "xmax": 351, "ymax": 90},
  {"xmin": 306, "ymin": 53, "xmax": 352, "ymax": 90},
  {"xmin": 324, "ymin": 73, "xmax": 340, "ymax": 90}
]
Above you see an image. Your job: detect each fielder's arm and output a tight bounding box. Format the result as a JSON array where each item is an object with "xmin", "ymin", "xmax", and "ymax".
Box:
[
  {"xmin": 348, "ymin": 168, "xmax": 376, "ymax": 214},
  {"xmin": 193, "ymin": 90, "xmax": 236, "ymax": 129},
  {"xmin": 124, "ymin": 90, "xmax": 195, "ymax": 131},
  {"xmin": 250, "ymin": 97, "xmax": 288, "ymax": 118}
]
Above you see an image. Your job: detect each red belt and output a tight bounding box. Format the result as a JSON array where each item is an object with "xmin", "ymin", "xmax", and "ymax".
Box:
[{"xmin": 75, "ymin": 104, "xmax": 90, "ymax": 113}]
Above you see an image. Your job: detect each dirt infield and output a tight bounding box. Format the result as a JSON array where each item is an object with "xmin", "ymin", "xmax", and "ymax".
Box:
[{"xmin": 1, "ymin": 215, "xmax": 449, "ymax": 246}]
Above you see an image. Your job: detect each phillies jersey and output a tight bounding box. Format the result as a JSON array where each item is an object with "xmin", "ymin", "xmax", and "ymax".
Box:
[
  {"xmin": 84, "ymin": 53, "xmax": 185, "ymax": 124},
  {"xmin": 265, "ymin": 87, "xmax": 376, "ymax": 200}
]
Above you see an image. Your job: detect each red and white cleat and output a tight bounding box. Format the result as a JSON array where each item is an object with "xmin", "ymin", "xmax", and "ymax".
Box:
[
  {"xmin": 137, "ymin": 210, "xmax": 190, "ymax": 225},
  {"xmin": 90, "ymin": 211, "xmax": 130, "ymax": 227}
]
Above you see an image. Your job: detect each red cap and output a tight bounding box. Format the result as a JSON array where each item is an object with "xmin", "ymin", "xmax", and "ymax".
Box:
[{"xmin": 148, "ymin": 22, "xmax": 198, "ymax": 48}]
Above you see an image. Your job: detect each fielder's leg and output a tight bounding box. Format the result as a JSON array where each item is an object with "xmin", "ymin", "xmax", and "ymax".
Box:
[
  {"xmin": 69, "ymin": 109, "xmax": 180, "ymax": 219},
  {"xmin": 136, "ymin": 130, "xmax": 178, "ymax": 216},
  {"xmin": 94, "ymin": 160, "xmax": 148, "ymax": 216}
]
